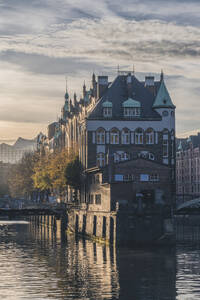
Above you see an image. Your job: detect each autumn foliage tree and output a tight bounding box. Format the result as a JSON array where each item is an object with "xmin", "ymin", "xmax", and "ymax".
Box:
[
  {"xmin": 32, "ymin": 148, "xmax": 80, "ymax": 200},
  {"xmin": 7, "ymin": 147, "xmax": 81, "ymax": 201}
]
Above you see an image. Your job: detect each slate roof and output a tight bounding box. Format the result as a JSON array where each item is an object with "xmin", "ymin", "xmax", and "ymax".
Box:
[
  {"xmin": 153, "ymin": 80, "xmax": 175, "ymax": 108},
  {"xmin": 88, "ymin": 75, "xmax": 162, "ymax": 120}
]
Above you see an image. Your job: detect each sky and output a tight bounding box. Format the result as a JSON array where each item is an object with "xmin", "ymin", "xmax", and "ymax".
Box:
[{"xmin": 0, "ymin": 0, "xmax": 200, "ymax": 143}]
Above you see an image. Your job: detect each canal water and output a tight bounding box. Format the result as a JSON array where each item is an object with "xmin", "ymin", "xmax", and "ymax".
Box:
[{"xmin": 0, "ymin": 221, "xmax": 200, "ymax": 299}]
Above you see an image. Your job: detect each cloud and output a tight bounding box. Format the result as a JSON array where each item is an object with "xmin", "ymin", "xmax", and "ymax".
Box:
[
  {"xmin": 0, "ymin": 0, "xmax": 200, "ymax": 139},
  {"xmin": 1, "ymin": 18, "xmax": 200, "ymax": 65},
  {"xmin": 0, "ymin": 51, "xmax": 103, "ymax": 75}
]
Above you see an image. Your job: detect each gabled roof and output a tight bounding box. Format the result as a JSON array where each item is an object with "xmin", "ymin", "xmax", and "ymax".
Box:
[
  {"xmin": 102, "ymin": 100, "xmax": 112, "ymax": 107},
  {"xmin": 122, "ymin": 98, "xmax": 141, "ymax": 108},
  {"xmin": 153, "ymin": 80, "xmax": 175, "ymax": 109},
  {"xmin": 88, "ymin": 75, "xmax": 161, "ymax": 120}
]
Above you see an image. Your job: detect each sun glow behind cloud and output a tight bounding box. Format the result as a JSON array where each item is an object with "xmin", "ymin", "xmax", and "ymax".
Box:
[{"xmin": 0, "ymin": 0, "xmax": 200, "ymax": 139}]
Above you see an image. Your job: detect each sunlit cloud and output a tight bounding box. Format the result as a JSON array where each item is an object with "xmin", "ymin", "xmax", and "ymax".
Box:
[{"xmin": 0, "ymin": 0, "xmax": 200, "ymax": 139}]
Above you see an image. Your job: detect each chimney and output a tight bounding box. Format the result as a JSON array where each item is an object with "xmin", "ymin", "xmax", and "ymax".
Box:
[
  {"xmin": 126, "ymin": 72, "xmax": 132, "ymax": 97},
  {"xmin": 145, "ymin": 76, "xmax": 155, "ymax": 95},
  {"xmin": 97, "ymin": 76, "xmax": 108, "ymax": 99}
]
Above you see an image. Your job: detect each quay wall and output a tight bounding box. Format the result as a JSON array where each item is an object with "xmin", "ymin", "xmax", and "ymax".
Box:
[
  {"xmin": 67, "ymin": 209, "xmax": 174, "ymax": 245},
  {"xmin": 29, "ymin": 210, "xmax": 174, "ymax": 245}
]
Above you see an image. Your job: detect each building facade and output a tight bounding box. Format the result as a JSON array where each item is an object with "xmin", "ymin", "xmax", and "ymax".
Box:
[
  {"xmin": 176, "ymin": 133, "xmax": 200, "ymax": 203},
  {"xmin": 39, "ymin": 70, "xmax": 176, "ymax": 244},
  {"xmin": 0, "ymin": 138, "xmax": 37, "ymax": 164}
]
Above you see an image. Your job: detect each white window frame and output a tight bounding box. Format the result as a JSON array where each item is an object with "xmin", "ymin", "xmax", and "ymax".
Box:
[
  {"xmin": 124, "ymin": 107, "xmax": 140, "ymax": 117},
  {"xmin": 120, "ymin": 152, "xmax": 129, "ymax": 161},
  {"xmin": 103, "ymin": 107, "xmax": 112, "ymax": 117},
  {"xmin": 163, "ymin": 140, "xmax": 168, "ymax": 157},
  {"xmin": 146, "ymin": 129, "xmax": 154, "ymax": 144},
  {"xmin": 149, "ymin": 153, "xmax": 155, "ymax": 160},
  {"xmin": 135, "ymin": 129, "xmax": 143, "ymax": 144},
  {"xmin": 114, "ymin": 153, "xmax": 120, "ymax": 163},
  {"xmin": 150, "ymin": 174, "xmax": 159, "ymax": 182},
  {"xmin": 96, "ymin": 128, "xmax": 105, "ymax": 144},
  {"xmin": 110, "ymin": 129, "xmax": 119, "ymax": 144},
  {"xmin": 122, "ymin": 129, "xmax": 130, "ymax": 144},
  {"xmin": 97, "ymin": 152, "xmax": 105, "ymax": 167}
]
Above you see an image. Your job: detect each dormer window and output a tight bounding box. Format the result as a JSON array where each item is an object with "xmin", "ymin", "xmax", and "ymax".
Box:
[
  {"xmin": 102, "ymin": 101, "xmax": 112, "ymax": 118},
  {"xmin": 122, "ymin": 98, "xmax": 141, "ymax": 117}
]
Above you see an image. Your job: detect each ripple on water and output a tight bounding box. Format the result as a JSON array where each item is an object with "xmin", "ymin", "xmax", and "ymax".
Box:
[{"xmin": 0, "ymin": 221, "xmax": 200, "ymax": 299}]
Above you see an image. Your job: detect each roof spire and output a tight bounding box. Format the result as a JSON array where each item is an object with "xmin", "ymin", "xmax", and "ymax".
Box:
[
  {"xmin": 160, "ymin": 69, "xmax": 164, "ymax": 82},
  {"xmin": 64, "ymin": 76, "xmax": 69, "ymax": 100},
  {"xmin": 92, "ymin": 72, "xmax": 96, "ymax": 82},
  {"xmin": 83, "ymin": 81, "xmax": 86, "ymax": 98},
  {"xmin": 117, "ymin": 64, "xmax": 120, "ymax": 74}
]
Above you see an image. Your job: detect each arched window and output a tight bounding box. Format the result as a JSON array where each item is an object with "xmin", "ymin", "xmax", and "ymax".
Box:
[
  {"xmin": 149, "ymin": 153, "xmax": 155, "ymax": 160},
  {"xmin": 96, "ymin": 128, "xmax": 105, "ymax": 144},
  {"xmin": 114, "ymin": 153, "xmax": 120, "ymax": 163},
  {"xmin": 97, "ymin": 153, "xmax": 105, "ymax": 167},
  {"xmin": 146, "ymin": 128, "xmax": 154, "ymax": 144},
  {"xmin": 135, "ymin": 128, "xmax": 143, "ymax": 144},
  {"xmin": 122, "ymin": 128, "xmax": 130, "ymax": 144},
  {"xmin": 114, "ymin": 152, "xmax": 129, "ymax": 163},
  {"xmin": 110, "ymin": 128, "xmax": 119, "ymax": 144},
  {"xmin": 121, "ymin": 152, "xmax": 129, "ymax": 161}
]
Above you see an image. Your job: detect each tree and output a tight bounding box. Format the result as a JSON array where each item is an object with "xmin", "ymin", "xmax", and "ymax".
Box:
[
  {"xmin": 8, "ymin": 152, "xmax": 39, "ymax": 198},
  {"xmin": 32, "ymin": 153, "xmax": 52, "ymax": 191},
  {"xmin": 65, "ymin": 156, "xmax": 81, "ymax": 189}
]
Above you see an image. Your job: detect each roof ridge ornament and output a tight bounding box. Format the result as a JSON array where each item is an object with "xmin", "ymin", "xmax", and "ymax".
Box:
[{"xmin": 160, "ymin": 69, "xmax": 164, "ymax": 82}]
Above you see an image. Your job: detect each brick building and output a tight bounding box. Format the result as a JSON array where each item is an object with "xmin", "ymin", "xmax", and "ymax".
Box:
[
  {"xmin": 38, "ymin": 69, "xmax": 176, "ymax": 244},
  {"xmin": 40, "ymin": 70, "xmax": 176, "ymax": 208},
  {"xmin": 176, "ymin": 133, "xmax": 200, "ymax": 203}
]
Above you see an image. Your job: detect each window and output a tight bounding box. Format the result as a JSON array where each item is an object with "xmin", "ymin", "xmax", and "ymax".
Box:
[
  {"xmin": 163, "ymin": 140, "xmax": 168, "ymax": 157},
  {"xmin": 122, "ymin": 128, "xmax": 130, "ymax": 144},
  {"xmin": 97, "ymin": 153, "xmax": 105, "ymax": 167},
  {"xmin": 110, "ymin": 128, "xmax": 119, "ymax": 144},
  {"xmin": 103, "ymin": 107, "xmax": 112, "ymax": 117},
  {"xmin": 115, "ymin": 174, "xmax": 123, "ymax": 181},
  {"xmin": 149, "ymin": 153, "xmax": 155, "ymax": 160},
  {"xmin": 124, "ymin": 107, "xmax": 140, "ymax": 117},
  {"xmin": 140, "ymin": 174, "xmax": 149, "ymax": 181},
  {"xmin": 162, "ymin": 110, "xmax": 169, "ymax": 117},
  {"xmin": 150, "ymin": 174, "xmax": 159, "ymax": 182},
  {"xmin": 95, "ymin": 174, "xmax": 100, "ymax": 183},
  {"xmin": 114, "ymin": 152, "xmax": 129, "ymax": 163},
  {"xmin": 121, "ymin": 152, "xmax": 129, "ymax": 161},
  {"xmin": 123, "ymin": 174, "xmax": 134, "ymax": 182},
  {"xmin": 114, "ymin": 152, "xmax": 120, "ymax": 163},
  {"xmin": 135, "ymin": 128, "xmax": 143, "ymax": 144},
  {"xmin": 89, "ymin": 194, "xmax": 94, "ymax": 204},
  {"xmin": 96, "ymin": 128, "xmax": 105, "ymax": 144},
  {"xmin": 95, "ymin": 194, "xmax": 101, "ymax": 205},
  {"xmin": 171, "ymin": 141, "xmax": 174, "ymax": 158},
  {"xmin": 146, "ymin": 128, "xmax": 154, "ymax": 144}
]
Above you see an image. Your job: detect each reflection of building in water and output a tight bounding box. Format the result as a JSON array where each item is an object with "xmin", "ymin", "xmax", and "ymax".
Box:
[
  {"xmin": 29, "ymin": 221, "xmax": 176, "ymax": 300},
  {"xmin": 30, "ymin": 221, "xmax": 120, "ymax": 299}
]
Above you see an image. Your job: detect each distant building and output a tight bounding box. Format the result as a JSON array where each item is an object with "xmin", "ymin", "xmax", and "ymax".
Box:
[
  {"xmin": 176, "ymin": 133, "xmax": 200, "ymax": 202},
  {"xmin": 0, "ymin": 137, "xmax": 37, "ymax": 164}
]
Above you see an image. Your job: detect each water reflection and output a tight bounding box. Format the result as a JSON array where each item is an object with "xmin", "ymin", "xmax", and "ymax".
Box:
[
  {"xmin": 29, "ymin": 221, "xmax": 177, "ymax": 300},
  {"xmin": 0, "ymin": 220, "xmax": 199, "ymax": 299}
]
